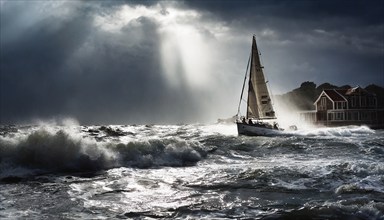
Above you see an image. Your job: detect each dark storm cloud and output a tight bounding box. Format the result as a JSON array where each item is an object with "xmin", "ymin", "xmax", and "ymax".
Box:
[
  {"xmin": 183, "ymin": 0, "xmax": 383, "ymax": 92},
  {"xmin": 1, "ymin": 3, "xmax": 93, "ymax": 122},
  {"xmin": 0, "ymin": 1, "xmax": 201, "ymax": 124},
  {"xmin": 183, "ymin": 0, "xmax": 383, "ymax": 25},
  {"xmin": 1, "ymin": 0, "xmax": 383, "ymax": 124},
  {"xmin": 182, "ymin": 0, "xmax": 383, "ymax": 56}
]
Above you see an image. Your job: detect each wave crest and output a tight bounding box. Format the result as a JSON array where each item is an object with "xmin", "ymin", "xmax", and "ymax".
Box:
[
  {"xmin": 0, "ymin": 129, "xmax": 115, "ymax": 175},
  {"xmin": 0, "ymin": 128, "xmax": 207, "ymax": 178},
  {"xmin": 114, "ymin": 138, "xmax": 204, "ymax": 168}
]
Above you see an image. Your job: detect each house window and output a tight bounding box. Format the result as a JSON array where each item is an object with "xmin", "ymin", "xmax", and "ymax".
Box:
[
  {"xmin": 369, "ymin": 97, "xmax": 377, "ymax": 107},
  {"xmin": 337, "ymin": 102, "xmax": 343, "ymax": 109},
  {"xmin": 351, "ymin": 96, "xmax": 356, "ymax": 107},
  {"xmin": 321, "ymin": 97, "xmax": 327, "ymax": 110},
  {"xmin": 334, "ymin": 112, "xmax": 343, "ymax": 120},
  {"xmin": 361, "ymin": 97, "xmax": 366, "ymax": 107},
  {"xmin": 361, "ymin": 112, "xmax": 368, "ymax": 120},
  {"xmin": 353, "ymin": 112, "xmax": 359, "ymax": 120}
]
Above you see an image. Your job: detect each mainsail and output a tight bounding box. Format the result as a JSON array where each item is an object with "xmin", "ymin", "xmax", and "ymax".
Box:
[{"xmin": 246, "ymin": 36, "xmax": 276, "ymax": 119}]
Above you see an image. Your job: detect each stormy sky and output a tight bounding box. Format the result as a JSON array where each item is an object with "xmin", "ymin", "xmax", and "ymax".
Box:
[{"xmin": 1, "ymin": 0, "xmax": 383, "ymax": 124}]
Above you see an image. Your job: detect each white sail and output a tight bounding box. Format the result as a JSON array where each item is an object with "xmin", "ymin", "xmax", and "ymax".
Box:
[
  {"xmin": 237, "ymin": 36, "xmax": 287, "ymax": 136},
  {"xmin": 246, "ymin": 36, "xmax": 276, "ymax": 120}
]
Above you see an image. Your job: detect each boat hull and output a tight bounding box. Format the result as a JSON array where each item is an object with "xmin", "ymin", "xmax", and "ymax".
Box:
[{"xmin": 236, "ymin": 122, "xmax": 283, "ymax": 136}]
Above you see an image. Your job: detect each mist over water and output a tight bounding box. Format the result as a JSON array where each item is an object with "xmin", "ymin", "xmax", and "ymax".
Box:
[{"xmin": 0, "ymin": 120, "xmax": 383, "ymax": 219}]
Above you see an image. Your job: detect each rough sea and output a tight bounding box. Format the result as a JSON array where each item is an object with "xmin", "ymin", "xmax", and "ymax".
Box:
[{"xmin": 0, "ymin": 122, "xmax": 383, "ymax": 219}]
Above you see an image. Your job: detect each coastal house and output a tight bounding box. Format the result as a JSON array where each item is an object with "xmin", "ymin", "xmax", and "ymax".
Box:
[{"xmin": 300, "ymin": 86, "xmax": 384, "ymax": 128}]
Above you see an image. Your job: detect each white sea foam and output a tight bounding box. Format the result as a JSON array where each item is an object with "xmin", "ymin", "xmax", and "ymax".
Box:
[
  {"xmin": 291, "ymin": 125, "xmax": 374, "ymax": 138},
  {"xmin": 0, "ymin": 124, "xmax": 210, "ymax": 178},
  {"xmin": 200, "ymin": 123, "xmax": 238, "ymax": 136},
  {"xmin": 0, "ymin": 128, "xmax": 116, "ymax": 176}
]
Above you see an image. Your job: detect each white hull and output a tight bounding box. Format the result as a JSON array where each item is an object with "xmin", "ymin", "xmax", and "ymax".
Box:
[{"xmin": 237, "ymin": 122, "xmax": 283, "ymax": 136}]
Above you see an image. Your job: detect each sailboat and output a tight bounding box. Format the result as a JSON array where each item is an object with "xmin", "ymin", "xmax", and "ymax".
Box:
[{"xmin": 236, "ymin": 36, "xmax": 283, "ymax": 136}]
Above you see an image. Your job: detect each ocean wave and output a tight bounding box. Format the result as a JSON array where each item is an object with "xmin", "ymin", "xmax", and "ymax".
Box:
[
  {"xmin": 0, "ymin": 128, "xmax": 208, "ymax": 179},
  {"xmin": 293, "ymin": 125, "xmax": 375, "ymax": 138},
  {"xmin": 112, "ymin": 138, "xmax": 205, "ymax": 168},
  {"xmin": 0, "ymin": 129, "xmax": 116, "ymax": 176}
]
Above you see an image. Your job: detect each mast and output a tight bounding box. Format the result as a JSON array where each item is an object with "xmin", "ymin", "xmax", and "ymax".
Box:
[
  {"xmin": 237, "ymin": 53, "xmax": 251, "ymax": 117},
  {"xmin": 246, "ymin": 36, "xmax": 276, "ymax": 119}
]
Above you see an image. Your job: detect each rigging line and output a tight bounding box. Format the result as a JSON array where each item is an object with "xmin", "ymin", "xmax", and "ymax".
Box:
[{"xmin": 237, "ymin": 51, "xmax": 252, "ymax": 116}]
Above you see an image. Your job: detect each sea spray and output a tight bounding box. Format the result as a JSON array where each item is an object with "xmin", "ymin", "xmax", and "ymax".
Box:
[
  {"xmin": 0, "ymin": 125, "xmax": 210, "ymax": 178},
  {"xmin": 0, "ymin": 128, "xmax": 116, "ymax": 175}
]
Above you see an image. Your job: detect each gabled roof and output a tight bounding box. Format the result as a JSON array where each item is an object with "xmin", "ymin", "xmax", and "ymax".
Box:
[
  {"xmin": 345, "ymin": 86, "xmax": 375, "ymax": 96},
  {"xmin": 314, "ymin": 89, "xmax": 347, "ymax": 105},
  {"xmin": 323, "ymin": 89, "xmax": 347, "ymax": 102}
]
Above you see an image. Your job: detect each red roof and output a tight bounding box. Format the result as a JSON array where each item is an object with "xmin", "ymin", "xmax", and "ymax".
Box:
[{"xmin": 324, "ymin": 89, "xmax": 346, "ymax": 102}]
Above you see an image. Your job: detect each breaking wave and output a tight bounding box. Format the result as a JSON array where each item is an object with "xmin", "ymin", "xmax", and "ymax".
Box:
[{"xmin": 0, "ymin": 128, "xmax": 207, "ymax": 179}]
